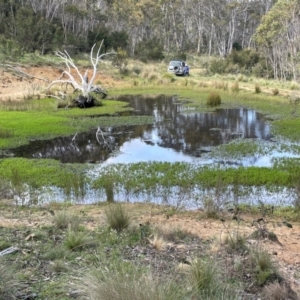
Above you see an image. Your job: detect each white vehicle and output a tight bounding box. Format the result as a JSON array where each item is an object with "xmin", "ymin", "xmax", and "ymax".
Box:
[{"xmin": 167, "ymin": 60, "xmax": 189, "ymax": 76}]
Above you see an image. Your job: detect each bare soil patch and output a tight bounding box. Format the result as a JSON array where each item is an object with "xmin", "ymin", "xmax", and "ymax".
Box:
[{"xmin": 0, "ymin": 65, "xmax": 121, "ymax": 101}]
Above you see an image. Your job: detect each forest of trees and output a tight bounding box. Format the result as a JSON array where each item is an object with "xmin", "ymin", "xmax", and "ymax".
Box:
[{"xmin": 0, "ymin": 0, "xmax": 300, "ymax": 80}]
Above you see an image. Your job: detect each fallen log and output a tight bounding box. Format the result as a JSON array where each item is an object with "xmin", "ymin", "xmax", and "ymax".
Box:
[{"xmin": 0, "ymin": 246, "xmax": 19, "ymax": 257}]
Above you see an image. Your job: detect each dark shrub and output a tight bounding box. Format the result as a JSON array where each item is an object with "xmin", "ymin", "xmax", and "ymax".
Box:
[{"xmin": 207, "ymin": 92, "xmax": 221, "ymax": 106}]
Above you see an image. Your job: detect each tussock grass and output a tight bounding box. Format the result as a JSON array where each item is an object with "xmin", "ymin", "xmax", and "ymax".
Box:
[
  {"xmin": 64, "ymin": 229, "xmax": 90, "ymax": 251},
  {"xmin": 187, "ymin": 257, "xmax": 237, "ymax": 299},
  {"xmin": 79, "ymin": 261, "xmax": 183, "ymax": 300},
  {"xmin": 222, "ymin": 232, "xmax": 247, "ymax": 253},
  {"xmin": 231, "ymin": 81, "xmax": 239, "ymax": 92},
  {"xmin": 250, "ymin": 248, "xmax": 280, "ymax": 285},
  {"xmin": 104, "ymin": 203, "xmax": 131, "ymax": 232},
  {"xmin": 263, "ymin": 282, "xmax": 289, "ymax": 300},
  {"xmin": 213, "ymin": 80, "xmax": 228, "ymax": 90},
  {"xmin": 162, "ymin": 72, "xmax": 176, "ymax": 83},
  {"xmin": 255, "ymin": 83, "xmax": 261, "ymax": 94},
  {"xmin": 148, "ymin": 233, "xmax": 168, "ymax": 250},
  {"xmin": 43, "ymin": 246, "xmax": 68, "ymax": 261},
  {"xmin": 0, "ymin": 128, "xmax": 14, "ymax": 138},
  {"xmin": 53, "ymin": 211, "xmax": 81, "ymax": 231},
  {"xmin": 188, "ymin": 258, "xmax": 217, "ymax": 291},
  {"xmin": 272, "ymin": 88, "xmax": 279, "ymax": 96},
  {"xmin": 206, "ymin": 91, "xmax": 221, "ymax": 106},
  {"xmin": 156, "ymin": 225, "xmax": 197, "ymax": 243}
]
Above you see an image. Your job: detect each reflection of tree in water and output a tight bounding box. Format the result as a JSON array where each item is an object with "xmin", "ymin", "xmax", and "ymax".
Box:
[{"xmin": 8, "ymin": 95, "xmax": 271, "ymax": 163}]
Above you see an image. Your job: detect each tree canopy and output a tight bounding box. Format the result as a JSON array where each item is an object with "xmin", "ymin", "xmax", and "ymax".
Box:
[{"xmin": 2, "ymin": 0, "xmax": 300, "ymax": 80}]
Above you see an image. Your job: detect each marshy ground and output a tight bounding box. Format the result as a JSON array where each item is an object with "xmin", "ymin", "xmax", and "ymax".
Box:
[{"xmin": 1, "ymin": 60, "xmax": 300, "ymax": 299}]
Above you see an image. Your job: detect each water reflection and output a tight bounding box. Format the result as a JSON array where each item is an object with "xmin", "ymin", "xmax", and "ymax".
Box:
[{"xmin": 7, "ymin": 95, "xmax": 272, "ymax": 164}]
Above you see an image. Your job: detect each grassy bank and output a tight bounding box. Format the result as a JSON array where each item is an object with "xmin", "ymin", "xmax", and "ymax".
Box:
[{"xmin": 0, "ymin": 202, "xmax": 298, "ymax": 299}]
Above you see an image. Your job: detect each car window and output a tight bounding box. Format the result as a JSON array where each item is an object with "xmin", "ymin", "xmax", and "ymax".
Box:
[{"xmin": 169, "ymin": 61, "xmax": 181, "ymax": 66}]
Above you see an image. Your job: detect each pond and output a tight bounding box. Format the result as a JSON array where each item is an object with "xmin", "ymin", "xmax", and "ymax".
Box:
[
  {"xmin": 7, "ymin": 95, "xmax": 276, "ymax": 166},
  {"xmin": 4, "ymin": 95, "xmax": 300, "ymax": 207}
]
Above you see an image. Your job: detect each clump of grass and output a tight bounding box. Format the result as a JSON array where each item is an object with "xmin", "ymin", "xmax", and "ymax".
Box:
[
  {"xmin": 64, "ymin": 229, "xmax": 90, "ymax": 251},
  {"xmin": 53, "ymin": 211, "xmax": 81, "ymax": 231},
  {"xmin": 250, "ymin": 248, "xmax": 280, "ymax": 285},
  {"xmin": 290, "ymin": 82, "xmax": 300, "ymax": 90},
  {"xmin": 0, "ymin": 261, "xmax": 17, "ymax": 300},
  {"xmin": 148, "ymin": 72, "xmax": 158, "ymax": 81},
  {"xmin": 43, "ymin": 245, "xmax": 67, "ymax": 261},
  {"xmin": 231, "ymin": 81, "xmax": 239, "ymax": 92},
  {"xmin": 206, "ymin": 92, "xmax": 221, "ymax": 107},
  {"xmin": 188, "ymin": 258, "xmax": 217, "ymax": 291},
  {"xmin": 213, "ymin": 81, "xmax": 228, "ymax": 90},
  {"xmin": 157, "ymin": 226, "xmax": 197, "ymax": 243},
  {"xmin": 203, "ymin": 196, "xmax": 219, "ymax": 219},
  {"xmin": 148, "ymin": 233, "xmax": 168, "ymax": 251},
  {"xmin": 0, "ymin": 128, "xmax": 14, "ymax": 138},
  {"xmin": 162, "ymin": 72, "xmax": 176, "ymax": 83},
  {"xmin": 272, "ymin": 88, "xmax": 279, "ymax": 96},
  {"xmin": 221, "ymin": 231, "xmax": 247, "ymax": 253},
  {"xmin": 263, "ymin": 282, "xmax": 286, "ymax": 300},
  {"xmin": 237, "ymin": 74, "xmax": 244, "ymax": 82},
  {"xmin": 132, "ymin": 66, "xmax": 141, "ymax": 75},
  {"xmin": 104, "ymin": 203, "xmax": 131, "ymax": 232},
  {"xmin": 78, "ymin": 261, "xmax": 183, "ymax": 300},
  {"xmin": 255, "ymin": 83, "xmax": 261, "ymax": 94},
  {"xmin": 0, "ymin": 240, "xmax": 11, "ymax": 251}
]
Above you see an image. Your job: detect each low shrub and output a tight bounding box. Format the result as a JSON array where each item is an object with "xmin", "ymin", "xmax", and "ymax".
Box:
[
  {"xmin": 206, "ymin": 92, "xmax": 221, "ymax": 106},
  {"xmin": 272, "ymin": 88, "xmax": 279, "ymax": 96},
  {"xmin": 255, "ymin": 83, "xmax": 261, "ymax": 94}
]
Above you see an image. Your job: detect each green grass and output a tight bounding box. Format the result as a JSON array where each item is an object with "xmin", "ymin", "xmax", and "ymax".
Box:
[
  {"xmin": 0, "ymin": 98, "xmax": 151, "ymax": 149},
  {"xmin": 207, "ymin": 91, "xmax": 221, "ymax": 106},
  {"xmin": 0, "ymin": 260, "xmax": 18, "ymax": 300},
  {"xmin": 78, "ymin": 260, "xmax": 185, "ymax": 300},
  {"xmin": 250, "ymin": 248, "xmax": 280, "ymax": 286},
  {"xmin": 104, "ymin": 204, "xmax": 131, "ymax": 232},
  {"xmin": 0, "ymin": 158, "xmax": 90, "ymax": 189},
  {"xmin": 64, "ymin": 229, "xmax": 91, "ymax": 251}
]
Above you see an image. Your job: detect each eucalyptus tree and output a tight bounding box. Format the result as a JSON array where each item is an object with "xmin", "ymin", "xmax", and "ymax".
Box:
[{"xmin": 254, "ymin": 0, "xmax": 300, "ymax": 80}]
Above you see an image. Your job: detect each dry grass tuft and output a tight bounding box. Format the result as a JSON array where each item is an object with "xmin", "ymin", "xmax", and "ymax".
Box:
[
  {"xmin": 263, "ymin": 282, "xmax": 288, "ymax": 300},
  {"xmin": 148, "ymin": 233, "xmax": 168, "ymax": 251}
]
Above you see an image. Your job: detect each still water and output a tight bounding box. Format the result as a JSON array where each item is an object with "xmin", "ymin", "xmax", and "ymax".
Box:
[{"xmin": 8, "ymin": 95, "xmax": 274, "ymax": 166}]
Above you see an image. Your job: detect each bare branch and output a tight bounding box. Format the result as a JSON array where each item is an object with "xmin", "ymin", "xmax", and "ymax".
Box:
[{"xmin": 46, "ymin": 40, "xmax": 115, "ymax": 105}]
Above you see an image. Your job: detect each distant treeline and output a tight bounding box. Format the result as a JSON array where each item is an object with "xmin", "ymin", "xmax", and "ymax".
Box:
[{"xmin": 1, "ymin": 0, "xmax": 300, "ymax": 80}]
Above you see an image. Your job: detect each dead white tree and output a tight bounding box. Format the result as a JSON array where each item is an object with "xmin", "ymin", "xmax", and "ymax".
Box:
[{"xmin": 46, "ymin": 40, "xmax": 115, "ymax": 108}]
